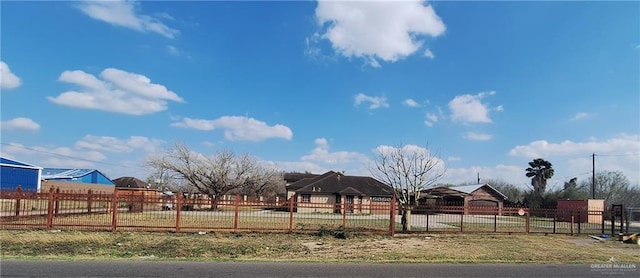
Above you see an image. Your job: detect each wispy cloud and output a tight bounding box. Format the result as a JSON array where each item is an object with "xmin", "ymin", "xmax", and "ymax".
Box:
[
  {"xmin": 76, "ymin": 0, "xmax": 179, "ymax": 39},
  {"xmin": 403, "ymin": 99, "xmax": 421, "ymax": 107},
  {"xmin": 354, "ymin": 93, "xmax": 389, "ymax": 110},
  {"xmin": 49, "ymin": 68, "xmax": 184, "ymax": 115},
  {"xmin": 570, "ymin": 112, "xmax": 590, "ymax": 121},
  {"xmin": 1, "ymin": 61, "xmax": 21, "ymax": 90},
  {"xmin": 1, "ymin": 117, "xmax": 40, "ymax": 131},
  {"xmin": 423, "ymin": 49, "xmax": 435, "ymax": 59},
  {"xmin": 424, "ymin": 113, "xmax": 438, "ymax": 127},
  {"xmin": 171, "ymin": 116, "xmax": 293, "ymax": 142},
  {"xmin": 312, "ymin": 0, "xmax": 445, "ymax": 68},
  {"xmin": 465, "ymin": 132, "xmax": 493, "ymax": 141}
]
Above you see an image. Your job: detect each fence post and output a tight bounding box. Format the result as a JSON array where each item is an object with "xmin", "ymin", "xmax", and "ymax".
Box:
[
  {"xmin": 553, "ymin": 211, "xmax": 556, "ymax": 234},
  {"xmin": 54, "ymin": 188, "xmax": 60, "ymax": 216},
  {"xmin": 234, "ymin": 193, "xmax": 240, "ymax": 233},
  {"xmin": 525, "ymin": 211, "xmax": 530, "ymax": 233},
  {"xmin": 389, "ymin": 195, "xmax": 396, "ymax": 236},
  {"xmin": 342, "ymin": 199, "xmax": 347, "ymax": 228},
  {"xmin": 288, "ymin": 196, "xmax": 294, "ymax": 233},
  {"xmin": 111, "ymin": 190, "xmax": 119, "ymax": 232},
  {"xmin": 570, "ymin": 215, "xmax": 574, "ymax": 236},
  {"xmin": 601, "ymin": 209, "xmax": 605, "ymax": 235},
  {"xmin": 460, "ymin": 209, "xmax": 464, "ymax": 232},
  {"xmin": 176, "ymin": 191, "xmax": 182, "ymax": 232},
  {"xmin": 577, "ymin": 213, "xmax": 581, "ymax": 235},
  {"xmin": 87, "ymin": 189, "xmax": 93, "ymax": 214},
  {"xmin": 15, "ymin": 186, "xmax": 22, "ymax": 216},
  {"xmin": 425, "ymin": 209, "xmax": 429, "ymax": 232},
  {"xmin": 494, "ymin": 212, "xmax": 497, "ymax": 233},
  {"xmin": 46, "ymin": 187, "xmax": 55, "ymax": 230}
]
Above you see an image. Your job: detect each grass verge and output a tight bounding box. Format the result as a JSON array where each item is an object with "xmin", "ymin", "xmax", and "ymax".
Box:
[{"xmin": 1, "ymin": 230, "xmax": 638, "ymax": 264}]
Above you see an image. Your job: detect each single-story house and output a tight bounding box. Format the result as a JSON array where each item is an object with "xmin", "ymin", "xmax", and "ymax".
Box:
[
  {"xmin": 0, "ymin": 157, "xmax": 42, "ymax": 192},
  {"xmin": 286, "ymin": 171, "xmax": 394, "ymax": 214},
  {"xmin": 421, "ymin": 183, "xmax": 508, "ymax": 215},
  {"xmin": 41, "ymin": 168, "xmax": 115, "ymax": 193}
]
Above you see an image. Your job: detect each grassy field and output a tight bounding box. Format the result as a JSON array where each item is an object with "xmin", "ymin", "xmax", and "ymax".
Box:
[{"xmin": 1, "ymin": 230, "xmax": 638, "ymax": 264}]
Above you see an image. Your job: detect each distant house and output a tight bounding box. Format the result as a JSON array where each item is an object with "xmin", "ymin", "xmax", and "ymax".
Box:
[
  {"xmin": 286, "ymin": 171, "xmax": 394, "ymax": 214},
  {"xmin": 41, "ymin": 168, "xmax": 115, "ymax": 193},
  {"xmin": 113, "ymin": 176, "xmax": 152, "ymax": 189},
  {"xmin": 0, "ymin": 157, "xmax": 42, "ymax": 192},
  {"xmin": 422, "ymin": 184, "xmax": 508, "ymax": 215}
]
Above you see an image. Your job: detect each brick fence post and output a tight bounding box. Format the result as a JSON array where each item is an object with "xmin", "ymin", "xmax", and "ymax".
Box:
[
  {"xmin": 46, "ymin": 187, "xmax": 55, "ymax": 230},
  {"xmin": 111, "ymin": 190, "xmax": 119, "ymax": 232},
  {"xmin": 389, "ymin": 195, "xmax": 396, "ymax": 236},
  {"xmin": 234, "ymin": 193, "xmax": 240, "ymax": 233},
  {"xmin": 176, "ymin": 190, "xmax": 183, "ymax": 232}
]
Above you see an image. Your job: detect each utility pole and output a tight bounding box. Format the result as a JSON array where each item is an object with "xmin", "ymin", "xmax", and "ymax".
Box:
[
  {"xmin": 477, "ymin": 173, "xmax": 480, "ymax": 184},
  {"xmin": 592, "ymin": 153, "xmax": 596, "ymax": 199}
]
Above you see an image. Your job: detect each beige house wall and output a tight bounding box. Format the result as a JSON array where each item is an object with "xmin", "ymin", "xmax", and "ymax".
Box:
[
  {"xmin": 296, "ymin": 193, "xmax": 390, "ymax": 215},
  {"xmin": 41, "ymin": 180, "xmax": 115, "ymax": 194}
]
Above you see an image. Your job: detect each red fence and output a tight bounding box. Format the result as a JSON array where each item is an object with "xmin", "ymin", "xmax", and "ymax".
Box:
[{"xmin": 0, "ymin": 188, "xmax": 618, "ymax": 236}]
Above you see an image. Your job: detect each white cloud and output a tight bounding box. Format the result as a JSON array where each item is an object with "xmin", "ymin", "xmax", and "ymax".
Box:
[
  {"xmin": 509, "ymin": 134, "xmax": 640, "ymax": 185},
  {"xmin": 75, "ymin": 135, "xmax": 163, "ymax": 153},
  {"xmin": 403, "ymin": 99, "xmax": 421, "ymax": 107},
  {"xmin": 354, "ymin": 93, "xmax": 389, "ymax": 109},
  {"xmin": 424, "ymin": 113, "xmax": 438, "ymax": 127},
  {"xmin": 423, "ymin": 49, "xmax": 435, "ymax": 59},
  {"xmin": 171, "ymin": 116, "xmax": 293, "ymax": 142},
  {"xmin": 465, "ymin": 132, "xmax": 493, "ymax": 141},
  {"xmin": 571, "ymin": 112, "xmax": 590, "ymax": 121},
  {"xmin": 0, "ymin": 117, "xmax": 40, "ymax": 131},
  {"xmin": 509, "ymin": 134, "xmax": 639, "ymax": 158},
  {"xmin": 1, "ymin": 61, "xmax": 21, "ymax": 89},
  {"xmin": 76, "ymin": 0, "xmax": 179, "ymax": 39},
  {"xmin": 49, "ymin": 68, "xmax": 184, "ymax": 115},
  {"xmin": 302, "ymin": 138, "xmax": 370, "ymax": 164},
  {"xmin": 448, "ymin": 91, "xmax": 498, "ymax": 124},
  {"xmin": 313, "ymin": 0, "xmax": 445, "ymax": 67}
]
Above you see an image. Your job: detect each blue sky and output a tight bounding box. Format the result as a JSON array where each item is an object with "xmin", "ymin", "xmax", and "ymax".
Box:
[{"xmin": 1, "ymin": 0, "xmax": 639, "ymax": 190}]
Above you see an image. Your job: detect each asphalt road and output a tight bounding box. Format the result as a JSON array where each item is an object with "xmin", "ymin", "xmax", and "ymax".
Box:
[{"xmin": 2, "ymin": 260, "xmax": 637, "ymax": 278}]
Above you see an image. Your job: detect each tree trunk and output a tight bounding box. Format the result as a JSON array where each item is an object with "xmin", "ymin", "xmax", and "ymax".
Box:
[
  {"xmin": 401, "ymin": 209, "xmax": 412, "ymax": 231},
  {"xmin": 209, "ymin": 195, "xmax": 220, "ymax": 211}
]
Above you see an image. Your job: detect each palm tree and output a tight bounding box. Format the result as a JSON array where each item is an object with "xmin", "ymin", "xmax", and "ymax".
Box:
[{"xmin": 525, "ymin": 158, "xmax": 554, "ymax": 199}]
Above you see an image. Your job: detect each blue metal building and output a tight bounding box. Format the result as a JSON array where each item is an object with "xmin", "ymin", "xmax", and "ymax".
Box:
[
  {"xmin": 41, "ymin": 168, "xmax": 115, "ymax": 186},
  {"xmin": 0, "ymin": 157, "xmax": 42, "ymax": 192}
]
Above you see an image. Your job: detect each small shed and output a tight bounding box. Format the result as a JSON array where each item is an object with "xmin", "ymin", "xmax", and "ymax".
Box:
[
  {"xmin": 0, "ymin": 157, "xmax": 42, "ymax": 192},
  {"xmin": 557, "ymin": 199, "xmax": 604, "ymax": 224}
]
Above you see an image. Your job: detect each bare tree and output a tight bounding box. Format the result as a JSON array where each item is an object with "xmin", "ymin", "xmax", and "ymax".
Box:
[
  {"xmin": 370, "ymin": 144, "xmax": 446, "ymax": 231},
  {"xmin": 147, "ymin": 142, "xmax": 259, "ymax": 210},
  {"xmin": 240, "ymin": 167, "xmax": 285, "ymax": 201}
]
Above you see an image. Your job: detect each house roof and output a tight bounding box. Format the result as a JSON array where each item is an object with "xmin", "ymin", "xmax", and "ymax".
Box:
[
  {"xmin": 286, "ymin": 171, "xmax": 336, "ymax": 191},
  {"xmin": 283, "ymin": 172, "xmax": 321, "ymax": 184},
  {"xmin": 293, "ymin": 171, "xmax": 393, "ymax": 197},
  {"xmin": 423, "ymin": 183, "xmax": 508, "ymax": 200},
  {"xmin": 41, "ymin": 168, "xmax": 112, "ymax": 181},
  {"xmin": 0, "ymin": 157, "xmax": 42, "ymax": 170},
  {"xmin": 113, "ymin": 177, "xmax": 151, "ymax": 189}
]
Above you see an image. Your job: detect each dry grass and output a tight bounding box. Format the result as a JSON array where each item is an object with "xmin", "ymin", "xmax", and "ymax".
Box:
[{"xmin": 1, "ymin": 230, "xmax": 638, "ymax": 264}]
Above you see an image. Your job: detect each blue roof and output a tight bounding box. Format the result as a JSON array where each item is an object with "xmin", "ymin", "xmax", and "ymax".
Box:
[
  {"xmin": 0, "ymin": 157, "xmax": 41, "ymax": 169},
  {"xmin": 41, "ymin": 168, "xmax": 109, "ymax": 180}
]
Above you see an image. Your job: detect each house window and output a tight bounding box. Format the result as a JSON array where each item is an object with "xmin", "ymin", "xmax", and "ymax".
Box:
[{"xmin": 301, "ymin": 194, "xmax": 311, "ymax": 203}]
